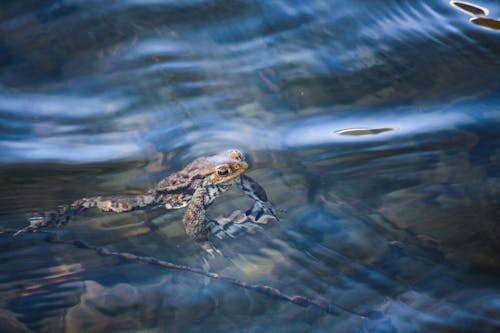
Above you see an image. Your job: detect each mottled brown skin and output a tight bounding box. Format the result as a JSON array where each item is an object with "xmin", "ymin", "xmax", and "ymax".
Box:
[{"xmin": 17, "ymin": 150, "xmax": 278, "ymax": 253}]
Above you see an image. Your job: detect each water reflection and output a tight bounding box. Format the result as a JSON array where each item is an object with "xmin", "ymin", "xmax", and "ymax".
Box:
[{"xmin": 1, "ymin": 0, "xmax": 500, "ymax": 332}]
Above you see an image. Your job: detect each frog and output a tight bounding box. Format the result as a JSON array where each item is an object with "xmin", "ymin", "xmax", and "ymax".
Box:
[{"xmin": 15, "ymin": 150, "xmax": 278, "ymax": 254}]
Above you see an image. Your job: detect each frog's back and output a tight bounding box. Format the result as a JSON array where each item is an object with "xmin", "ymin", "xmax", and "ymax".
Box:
[
  {"xmin": 154, "ymin": 156, "xmax": 211, "ymax": 193},
  {"xmin": 154, "ymin": 150, "xmax": 247, "ymax": 193}
]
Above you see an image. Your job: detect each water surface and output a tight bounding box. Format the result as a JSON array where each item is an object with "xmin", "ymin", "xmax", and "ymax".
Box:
[{"xmin": 1, "ymin": 0, "xmax": 500, "ymax": 332}]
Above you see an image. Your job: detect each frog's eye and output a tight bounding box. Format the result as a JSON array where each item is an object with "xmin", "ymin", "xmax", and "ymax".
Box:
[{"xmin": 216, "ymin": 166, "xmax": 231, "ymax": 177}]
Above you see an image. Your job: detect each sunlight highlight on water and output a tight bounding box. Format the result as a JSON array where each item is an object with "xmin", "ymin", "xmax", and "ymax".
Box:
[{"xmin": 1, "ymin": 0, "xmax": 499, "ymax": 332}]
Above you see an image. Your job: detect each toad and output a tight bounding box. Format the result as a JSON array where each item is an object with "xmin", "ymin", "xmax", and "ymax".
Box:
[{"xmin": 16, "ymin": 150, "xmax": 278, "ymax": 253}]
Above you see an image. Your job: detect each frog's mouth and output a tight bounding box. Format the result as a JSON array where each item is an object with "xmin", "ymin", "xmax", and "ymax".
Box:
[
  {"xmin": 233, "ymin": 161, "xmax": 248, "ymax": 171},
  {"xmin": 230, "ymin": 161, "xmax": 248, "ymax": 177},
  {"xmin": 228, "ymin": 161, "xmax": 248, "ymax": 179}
]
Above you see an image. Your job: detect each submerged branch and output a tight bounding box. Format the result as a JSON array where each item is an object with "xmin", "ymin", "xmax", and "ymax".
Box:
[{"xmin": 1, "ymin": 227, "xmax": 381, "ymax": 319}]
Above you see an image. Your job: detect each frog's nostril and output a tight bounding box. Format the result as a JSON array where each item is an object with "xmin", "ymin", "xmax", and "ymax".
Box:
[{"xmin": 229, "ymin": 149, "xmax": 244, "ymax": 161}]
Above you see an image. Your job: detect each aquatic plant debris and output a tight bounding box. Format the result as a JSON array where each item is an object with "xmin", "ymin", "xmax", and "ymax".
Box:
[
  {"xmin": 470, "ymin": 16, "xmax": 500, "ymax": 30},
  {"xmin": 333, "ymin": 127, "xmax": 397, "ymax": 136},
  {"xmin": 450, "ymin": 1, "xmax": 489, "ymax": 16},
  {"xmin": 0, "ymin": 227, "xmax": 381, "ymax": 319},
  {"xmin": 450, "ymin": 1, "xmax": 500, "ymax": 31}
]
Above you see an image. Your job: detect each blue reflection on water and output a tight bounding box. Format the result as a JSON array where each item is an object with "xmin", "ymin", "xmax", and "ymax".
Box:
[{"xmin": 0, "ymin": 0, "xmax": 499, "ymax": 332}]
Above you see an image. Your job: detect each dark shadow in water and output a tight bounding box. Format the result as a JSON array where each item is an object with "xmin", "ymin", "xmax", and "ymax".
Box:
[
  {"xmin": 450, "ymin": 1, "xmax": 489, "ymax": 17},
  {"xmin": 471, "ymin": 16, "xmax": 500, "ymax": 30},
  {"xmin": 1, "ymin": 0, "xmax": 500, "ymax": 332},
  {"xmin": 334, "ymin": 127, "xmax": 398, "ymax": 136},
  {"xmin": 450, "ymin": 0, "xmax": 500, "ymax": 31}
]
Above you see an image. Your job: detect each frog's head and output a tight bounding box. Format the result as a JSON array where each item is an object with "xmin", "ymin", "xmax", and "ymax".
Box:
[{"xmin": 200, "ymin": 149, "xmax": 248, "ymax": 186}]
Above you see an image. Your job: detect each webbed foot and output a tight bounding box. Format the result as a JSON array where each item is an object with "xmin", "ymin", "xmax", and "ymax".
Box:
[
  {"xmin": 208, "ymin": 210, "xmax": 265, "ymax": 240},
  {"xmin": 239, "ymin": 174, "xmax": 280, "ymax": 223},
  {"xmin": 13, "ymin": 215, "xmax": 45, "ymax": 236},
  {"xmin": 245, "ymin": 201, "xmax": 279, "ymax": 224},
  {"xmin": 15, "ymin": 207, "xmax": 71, "ymax": 236}
]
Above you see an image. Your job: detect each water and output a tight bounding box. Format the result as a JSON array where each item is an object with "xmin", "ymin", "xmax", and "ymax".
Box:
[{"xmin": 1, "ymin": 0, "xmax": 500, "ymax": 332}]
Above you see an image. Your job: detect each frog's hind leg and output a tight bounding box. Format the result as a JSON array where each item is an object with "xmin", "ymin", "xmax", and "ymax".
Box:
[
  {"xmin": 15, "ymin": 194, "xmax": 158, "ymax": 235},
  {"xmin": 15, "ymin": 205, "xmax": 74, "ymax": 236},
  {"xmin": 91, "ymin": 194, "xmax": 157, "ymax": 213}
]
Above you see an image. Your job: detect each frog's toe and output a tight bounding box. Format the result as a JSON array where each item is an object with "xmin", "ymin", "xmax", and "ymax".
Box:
[
  {"xmin": 250, "ymin": 214, "xmax": 277, "ymax": 225},
  {"xmin": 165, "ymin": 202, "xmax": 188, "ymax": 210},
  {"xmin": 14, "ymin": 214, "xmax": 49, "ymax": 236},
  {"xmin": 199, "ymin": 241, "xmax": 222, "ymax": 256}
]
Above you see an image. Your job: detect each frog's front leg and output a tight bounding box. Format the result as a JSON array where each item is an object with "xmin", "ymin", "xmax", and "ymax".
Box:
[
  {"xmin": 182, "ymin": 187, "xmax": 220, "ymax": 255},
  {"xmin": 238, "ymin": 174, "xmax": 279, "ymax": 223}
]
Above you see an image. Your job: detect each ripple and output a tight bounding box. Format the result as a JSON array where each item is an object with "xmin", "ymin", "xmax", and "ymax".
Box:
[
  {"xmin": 0, "ymin": 90, "xmax": 131, "ymax": 119},
  {"xmin": 0, "ymin": 135, "xmax": 144, "ymax": 163},
  {"xmin": 1, "ymin": 0, "xmax": 499, "ymax": 332}
]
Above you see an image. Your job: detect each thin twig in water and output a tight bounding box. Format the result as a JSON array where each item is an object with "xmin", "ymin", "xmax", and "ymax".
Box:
[{"xmin": 0, "ymin": 227, "xmax": 381, "ymax": 318}]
